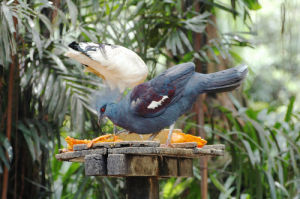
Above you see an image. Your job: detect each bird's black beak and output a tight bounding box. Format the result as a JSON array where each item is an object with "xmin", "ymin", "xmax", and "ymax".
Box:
[{"xmin": 97, "ymin": 114, "xmax": 105, "ymax": 126}]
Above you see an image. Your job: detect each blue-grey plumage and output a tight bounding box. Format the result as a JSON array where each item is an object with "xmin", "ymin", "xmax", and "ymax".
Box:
[{"xmin": 96, "ymin": 62, "xmax": 248, "ymax": 137}]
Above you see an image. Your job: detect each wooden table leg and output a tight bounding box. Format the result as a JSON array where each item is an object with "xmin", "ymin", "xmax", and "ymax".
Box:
[{"xmin": 126, "ymin": 177, "xmax": 159, "ymax": 199}]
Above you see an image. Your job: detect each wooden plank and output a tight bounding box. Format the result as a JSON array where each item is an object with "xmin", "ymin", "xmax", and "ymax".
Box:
[
  {"xmin": 108, "ymin": 147, "xmax": 196, "ymax": 157},
  {"xmin": 171, "ymin": 142, "xmax": 197, "ymax": 148},
  {"xmin": 178, "ymin": 158, "xmax": 193, "ymax": 177},
  {"xmin": 126, "ymin": 177, "xmax": 159, "ymax": 199},
  {"xmin": 107, "ymin": 154, "xmax": 127, "ymax": 176},
  {"xmin": 55, "ymin": 148, "xmax": 107, "ymax": 162},
  {"xmin": 202, "ymin": 144, "xmax": 225, "ymax": 150},
  {"xmin": 92, "ymin": 141, "xmax": 160, "ymax": 149},
  {"xmin": 158, "ymin": 157, "xmax": 178, "ymax": 177},
  {"xmin": 108, "ymin": 147, "xmax": 157, "ymax": 155},
  {"xmin": 193, "ymin": 148, "xmax": 224, "ymax": 156},
  {"xmin": 85, "ymin": 154, "xmax": 106, "ymax": 176},
  {"xmin": 107, "ymin": 154, "xmax": 159, "ymax": 176},
  {"xmin": 73, "ymin": 144, "xmax": 89, "ymax": 151},
  {"xmin": 156, "ymin": 147, "xmax": 195, "ymax": 157},
  {"xmin": 55, "ymin": 144, "xmax": 225, "ymax": 162}
]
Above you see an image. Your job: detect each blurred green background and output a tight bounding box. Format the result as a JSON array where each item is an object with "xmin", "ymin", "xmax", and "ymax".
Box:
[{"xmin": 0, "ymin": 0, "xmax": 299, "ymax": 198}]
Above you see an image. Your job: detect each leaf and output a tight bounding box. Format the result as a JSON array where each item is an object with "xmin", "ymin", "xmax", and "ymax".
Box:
[
  {"xmin": 265, "ymin": 169, "xmax": 277, "ymax": 199},
  {"xmin": 178, "ymin": 30, "xmax": 193, "ymax": 51},
  {"xmin": 1, "ymin": 11, "xmax": 15, "ymax": 58},
  {"xmin": 184, "ymin": 22, "xmax": 206, "ymax": 33},
  {"xmin": 0, "ymin": 146, "xmax": 10, "ymax": 169},
  {"xmin": 48, "ymin": 79, "xmax": 60, "ymax": 114},
  {"xmin": 58, "ymin": 88, "xmax": 71, "ymax": 126},
  {"xmin": 242, "ymin": 140, "xmax": 256, "ymax": 166},
  {"xmin": 274, "ymin": 181, "xmax": 289, "ymax": 197},
  {"xmin": 74, "ymin": 177, "xmax": 89, "ymax": 199},
  {"xmin": 166, "ymin": 31, "xmax": 178, "ymax": 55},
  {"xmin": 34, "ymin": 67, "xmax": 49, "ymax": 97},
  {"xmin": 26, "ymin": 16, "xmax": 43, "ymax": 58},
  {"xmin": 28, "ymin": 122, "xmax": 41, "ymax": 161},
  {"xmin": 210, "ymin": 174, "xmax": 226, "ymax": 193},
  {"xmin": 284, "ymin": 96, "xmax": 295, "ymax": 122},
  {"xmin": 62, "ymin": 162, "xmax": 81, "ymax": 183},
  {"xmin": 48, "ymin": 53, "xmax": 67, "ymax": 72},
  {"xmin": 243, "ymin": 0, "xmax": 261, "ymax": 10},
  {"xmin": 185, "ymin": 12, "xmax": 210, "ymax": 24},
  {"xmin": 173, "ymin": 31, "xmax": 184, "ymax": 54},
  {"xmin": 1, "ymin": 137, "xmax": 13, "ymax": 162},
  {"xmin": 53, "ymin": 81, "xmax": 66, "ymax": 119},
  {"xmin": 43, "ymin": 73, "xmax": 54, "ymax": 106},
  {"xmin": 207, "ymin": 46, "xmax": 220, "ymax": 64},
  {"xmin": 79, "ymin": 26, "xmax": 98, "ymax": 42},
  {"xmin": 132, "ymin": 1, "xmax": 145, "ymax": 18},
  {"xmin": 38, "ymin": 13, "xmax": 53, "ymax": 36},
  {"xmin": 2, "ymin": 4, "xmax": 16, "ymax": 34},
  {"xmin": 66, "ymin": 0, "xmax": 78, "ymax": 26},
  {"xmin": 200, "ymin": 0, "xmax": 238, "ymax": 15},
  {"xmin": 163, "ymin": 178, "xmax": 175, "ymax": 198},
  {"xmin": 18, "ymin": 122, "xmax": 36, "ymax": 161}
]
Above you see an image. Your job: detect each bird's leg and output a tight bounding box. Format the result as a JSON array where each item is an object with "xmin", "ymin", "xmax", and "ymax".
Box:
[
  {"xmin": 166, "ymin": 123, "xmax": 175, "ymax": 147},
  {"xmin": 113, "ymin": 125, "xmax": 117, "ymax": 135},
  {"xmin": 115, "ymin": 129, "xmax": 127, "ymax": 135},
  {"xmin": 148, "ymin": 132, "xmax": 159, "ymax": 141}
]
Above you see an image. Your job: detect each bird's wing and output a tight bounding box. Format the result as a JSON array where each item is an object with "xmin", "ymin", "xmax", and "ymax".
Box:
[
  {"xmin": 65, "ymin": 42, "xmax": 148, "ymax": 91},
  {"xmin": 66, "ymin": 41, "xmax": 117, "ymax": 68},
  {"xmin": 65, "ymin": 42, "xmax": 113, "ymax": 78},
  {"xmin": 130, "ymin": 62, "xmax": 195, "ymax": 117}
]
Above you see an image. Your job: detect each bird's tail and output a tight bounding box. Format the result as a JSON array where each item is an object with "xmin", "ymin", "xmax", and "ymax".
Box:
[{"xmin": 198, "ymin": 64, "xmax": 248, "ymax": 93}]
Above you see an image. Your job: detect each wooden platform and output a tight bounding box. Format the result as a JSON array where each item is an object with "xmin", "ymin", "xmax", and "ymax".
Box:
[
  {"xmin": 56, "ymin": 141, "xmax": 224, "ymax": 177},
  {"xmin": 56, "ymin": 141, "xmax": 224, "ymax": 199}
]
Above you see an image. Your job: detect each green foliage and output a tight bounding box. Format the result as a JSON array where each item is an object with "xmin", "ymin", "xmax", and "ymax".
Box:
[{"xmin": 162, "ymin": 96, "xmax": 300, "ymax": 198}]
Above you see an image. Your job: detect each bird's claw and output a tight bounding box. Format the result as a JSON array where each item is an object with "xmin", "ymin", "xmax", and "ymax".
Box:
[{"xmin": 160, "ymin": 143, "xmax": 175, "ymax": 148}]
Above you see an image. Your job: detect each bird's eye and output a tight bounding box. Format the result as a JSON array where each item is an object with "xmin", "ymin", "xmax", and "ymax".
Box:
[{"xmin": 100, "ymin": 105, "xmax": 106, "ymax": 113}]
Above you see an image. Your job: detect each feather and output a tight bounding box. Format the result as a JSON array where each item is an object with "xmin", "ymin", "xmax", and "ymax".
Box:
[
  {"xmin": 91, "ymin": 88, "xmax": 122, "ymax": 112},
  {"xmin": 65, "ymin": 41, "xmax": 148, "ymax": 92},
  {"xmin": 129, "ymin": 62, "xmax": 195, "ymax": 117}
]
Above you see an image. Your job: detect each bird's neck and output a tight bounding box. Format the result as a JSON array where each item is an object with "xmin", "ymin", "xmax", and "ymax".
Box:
[{"xmin": 105, "ymin": 103, "xmax": 122, "ymax": 125}]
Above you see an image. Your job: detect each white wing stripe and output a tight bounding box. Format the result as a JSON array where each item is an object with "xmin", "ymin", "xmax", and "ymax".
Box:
[{"xmin": 147, "ymin": 96, "xmax": 168, "ymax": 109}]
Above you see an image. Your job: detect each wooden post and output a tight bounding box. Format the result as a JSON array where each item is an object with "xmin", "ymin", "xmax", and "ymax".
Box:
[{"xmin": 126, "ymin": 177, "xmax": 159, "ymax": 199}]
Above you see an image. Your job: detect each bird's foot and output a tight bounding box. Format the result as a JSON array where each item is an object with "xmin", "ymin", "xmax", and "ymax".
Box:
[
  {"xmin": 148, "ymin": 132, "xmax": 159, "ymax": 141},
  {"xmin": 160, "ymin": 143, "xmax": 175, "ymax": 148},
  {"xmin": 162, "ymin": 137, "xmax": 175, "ymax": 148}
]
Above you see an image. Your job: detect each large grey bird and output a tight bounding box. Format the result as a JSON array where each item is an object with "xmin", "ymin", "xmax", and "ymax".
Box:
[{"xmin": 95, "ymin": 62, "xmax": 248, "ymax": 145}]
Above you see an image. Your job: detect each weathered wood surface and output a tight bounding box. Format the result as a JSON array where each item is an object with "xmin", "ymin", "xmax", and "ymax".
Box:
[
  {"xmin": 56, "ymin": 148, "xmax": 107, "ymax": 162},
  {"xmin": 93, "ymin": 141, "xmax": 160, "ymax": 148},
  {"xmin": 126, "ymin": 177, "xmax": 159, "ymax": 199},
  {"xmin": 55, "ymin": 141, "xmax": 224, "ymax": 177},
  {"xmin": 107, "ymin": 154, "xmax": 159, "ymax": 176},
  {"xmin": 56, "ymin": 140, "xmax": 224, "ymax": 198},
  {"xmin": 55, "ymin": 141, "xmax": 224, "ymax": 162},
  {"xmin": 85, "ymin": 155, "xmax": 106, "ymax": 176},
  {"xmin": 84, "ymin": 154, "xmax": 193, "ymax": 177}
]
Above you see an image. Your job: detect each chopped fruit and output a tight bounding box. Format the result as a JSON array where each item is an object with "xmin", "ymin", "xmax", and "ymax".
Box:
[
  {"xmin": 65, "ymin": 136, "xmax": 90, "ymax": 151},
  {"xmin": 65, "ymin": 134, "xmax": 122, "ymax": 151},
  {"xmin": 171, "ymin": 132, "xmax": 207, "ymax": 148},
  {"xmin": 88, "ymin": 134, "xmax": 122, "ymax": 148}
]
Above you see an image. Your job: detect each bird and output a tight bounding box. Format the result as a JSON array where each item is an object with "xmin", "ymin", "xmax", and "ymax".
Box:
[
  {"xmin": 95, "ymin": 62, "xmax": 248, "ymax": 145},
  {"xmin": 65, "ymin": 41, "xmax": 148, "ymax": 92}
]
